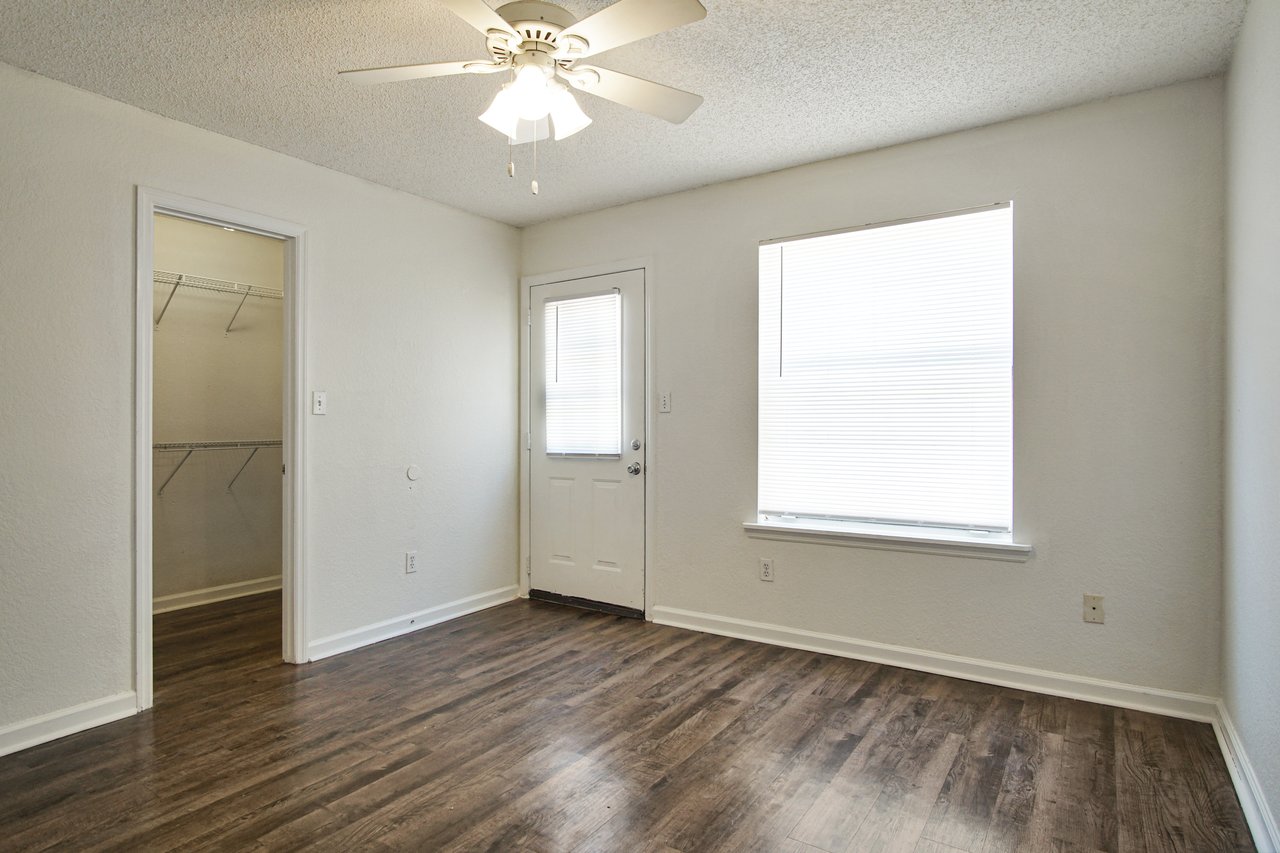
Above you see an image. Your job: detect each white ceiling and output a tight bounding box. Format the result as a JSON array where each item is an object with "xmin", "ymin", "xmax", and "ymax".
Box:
[{"xmin": 0, "ymin": 0, "xmax": 1245, "ymax": 227}]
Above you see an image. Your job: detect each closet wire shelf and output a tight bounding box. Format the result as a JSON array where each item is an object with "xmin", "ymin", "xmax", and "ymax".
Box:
[
  {"xmin": 154, "ymin": 440, "xmax": 283, "ymax": 496},
  {"xmin": 153, "ymin": 270, "xmax": 283, "ymax": 335}
]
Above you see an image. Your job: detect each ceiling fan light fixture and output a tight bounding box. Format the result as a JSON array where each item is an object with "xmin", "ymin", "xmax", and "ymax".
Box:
[{"xmin": 481, "ymin": 70, "xmax": 587, "ymax": 142}]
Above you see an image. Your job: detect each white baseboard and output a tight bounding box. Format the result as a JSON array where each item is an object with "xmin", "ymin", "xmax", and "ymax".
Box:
[
  {"xmin": 1213, "ymin": 701, "xmax": 1279, "ymax": 852},
  {"xmin": 651, "ymin": 606, "xmax": 1219, "ymax": 722},
  {"xmin": 153, "ymin": 575, "xmax": 282, "ymax": 614},
  {"xmin": 0, "ymin": 692, "xmax": 138, "ymax": 758},
  {"xmin": 307, "ymin": 585, "xmax": 520, "ymax": 662},
  {"xmin": 659, "ymin": 604, "xmax": 1280, "ymax": 849}
]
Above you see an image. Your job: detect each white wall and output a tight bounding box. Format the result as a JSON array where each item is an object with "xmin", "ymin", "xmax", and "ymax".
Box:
[
  {"xmin": 152, "ymin": 216, "xmax": 284, "ymax": 601},
  {"xmin": 523, "ymin": 79, "xmax": 1225, "ymax": 696},
  {"xmin": 0, "ymin": 62, "xmax": 519, "ymax": 731},
  {"xmin": 154, "ymin": 214, "xmax": 286, "ymax": 289},
  {"xmin": 1224, "ymin": 0, "xmax": 1280, "ymax": 834}
]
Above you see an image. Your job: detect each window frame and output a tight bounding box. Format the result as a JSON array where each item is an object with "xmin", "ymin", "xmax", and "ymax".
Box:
[{"xmin": 747, "ymin": 203, "xmax": 1032, "ymax": 560}]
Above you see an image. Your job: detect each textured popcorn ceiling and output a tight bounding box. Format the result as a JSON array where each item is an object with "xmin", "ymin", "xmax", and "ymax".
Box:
[{"xmin": 0, "ymin": 0, "xmax": 1245, "ymax": 226}]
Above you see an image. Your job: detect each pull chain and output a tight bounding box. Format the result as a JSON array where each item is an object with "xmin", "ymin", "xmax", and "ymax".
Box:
[
  {"xmin": 531, "ymin": 132, "xmax": 539, "ymax": 195},
  {"xmin": 503, "ymin": 66, "xmax": 516, "ymax": 180}
]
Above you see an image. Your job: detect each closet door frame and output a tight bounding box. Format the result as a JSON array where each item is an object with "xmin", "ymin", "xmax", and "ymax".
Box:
[{"xmin": 134, "ymin": 187, "xmax": 309, "ymax": 710}]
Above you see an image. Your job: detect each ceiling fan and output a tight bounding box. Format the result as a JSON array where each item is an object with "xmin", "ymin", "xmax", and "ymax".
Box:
[{"xmin": 340, "ymin": 0, "xmax": 707, "ymax": 148}]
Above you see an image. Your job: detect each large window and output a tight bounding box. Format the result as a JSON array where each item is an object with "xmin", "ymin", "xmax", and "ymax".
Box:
[{"xmin": 758, "ymin": 204, "xmax": 1013, "ymax": 536}]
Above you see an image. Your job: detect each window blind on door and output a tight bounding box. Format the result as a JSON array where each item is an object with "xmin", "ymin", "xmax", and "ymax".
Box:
[
  {"xmin": 544, "ymin": 292, "xmax": 622, "ymax": 456},
  {"xmin": 758, "ymin": 205, "xmax": 1013, "ymax": 532}
]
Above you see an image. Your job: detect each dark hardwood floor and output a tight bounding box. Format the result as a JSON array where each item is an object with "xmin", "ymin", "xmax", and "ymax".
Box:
[{"xmin": 0, "ymin": 593, "xmax": 1254, "ymax": 852}]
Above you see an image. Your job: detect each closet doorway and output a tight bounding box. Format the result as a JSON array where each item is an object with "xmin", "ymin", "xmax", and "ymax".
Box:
[{"xmin": 135, "ymin": 190, "xmax": 308, "ymax": 710}]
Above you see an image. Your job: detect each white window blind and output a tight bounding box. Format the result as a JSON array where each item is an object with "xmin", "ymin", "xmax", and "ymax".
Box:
[
  {"xmin": 758, "ymin": 205, "xmax": 1012, "ymax": 532},
  {"xmin": 544, "ymin": 292, "xmax": 622, "ymax": 456}
]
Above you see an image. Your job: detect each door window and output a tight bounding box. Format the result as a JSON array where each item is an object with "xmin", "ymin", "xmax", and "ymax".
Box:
[{"xmin": 544, "ymin": 292, "xmax": 622, "ymax": 457}]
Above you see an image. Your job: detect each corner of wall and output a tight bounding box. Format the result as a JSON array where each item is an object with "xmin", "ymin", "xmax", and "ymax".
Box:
[{"xmin": 1222, "ymin": 0, "xmax": 1280, "ymax": 847}]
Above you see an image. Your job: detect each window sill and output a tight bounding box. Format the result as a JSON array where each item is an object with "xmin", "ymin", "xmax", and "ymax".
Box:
[{"xmin": 743, "ymin": 518, "xmax": 1033, "ymax": 562}]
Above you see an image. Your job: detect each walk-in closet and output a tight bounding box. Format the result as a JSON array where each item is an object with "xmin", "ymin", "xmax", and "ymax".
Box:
[{"xmin": 151, "ymin": 214, "xmax": 285, "ymax": 674}]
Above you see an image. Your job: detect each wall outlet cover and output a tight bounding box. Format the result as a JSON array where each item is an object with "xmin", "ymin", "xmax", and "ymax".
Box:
[{"xmin": 1083, "ymin": 593, "xmax": 1104, "ymax": 624}]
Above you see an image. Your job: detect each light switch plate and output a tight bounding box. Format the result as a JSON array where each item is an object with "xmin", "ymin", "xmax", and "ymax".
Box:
[
  {"xmin": 312, "ymin": 391, "xmax": 327, "ymax": 415},
  {"xmin": 659, "ymin": 391, "xmax": 672, "ymax": 413}
]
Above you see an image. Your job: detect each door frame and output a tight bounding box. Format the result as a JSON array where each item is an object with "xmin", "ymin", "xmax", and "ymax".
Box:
[
  {"xmin": 519, "ymin": 258, "xmax": 655, "ymax": 617},
  {"xmin": 134, "ymin": 187, "xmax": 309, "ymax": 709}
]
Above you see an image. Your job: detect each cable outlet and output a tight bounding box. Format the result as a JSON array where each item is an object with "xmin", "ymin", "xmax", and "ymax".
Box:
[
  {"xmin": 1083, "ymin": 593, "xmax": 1104, "ymax": 624},
  {"xmin": 759, "ymin": 558, "xmax": 775, "ymax": 582},
  {"xmin": 405, "ymin": 551, "xmax": 418, "ymax": 574}
]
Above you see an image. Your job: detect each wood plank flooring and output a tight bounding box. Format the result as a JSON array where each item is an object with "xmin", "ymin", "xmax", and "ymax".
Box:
[{"xmin": 0, "ymin": 593, "xmax": 1254, "ymax": 852}]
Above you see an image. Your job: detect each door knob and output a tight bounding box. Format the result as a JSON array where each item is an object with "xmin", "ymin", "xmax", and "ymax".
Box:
[{"xmin": 627, "ymin": 463, "xmax": 642, "ymax": 476}]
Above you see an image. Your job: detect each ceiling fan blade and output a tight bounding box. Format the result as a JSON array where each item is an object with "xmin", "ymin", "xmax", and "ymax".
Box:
[
  {"xmin": 339, "ymin": 61, "xmax": 481, "ymax": 85},
  {"xmin": 572, "ymin": 66, "xmax": 703, "ymax": 123},
  {"xmin": 557, "ymin": 0, "xmax": 706, "ymax": 58},
  {"xmin": 437, "ymin": 0, "xmax": 518, "ymax": 38}
]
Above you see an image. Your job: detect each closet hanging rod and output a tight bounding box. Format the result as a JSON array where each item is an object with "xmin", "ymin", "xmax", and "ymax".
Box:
[
  {"xmin": 154, "ymin": 440, "xmax": 282, "ymax": 452},
  {"xmin": 154, "ymin": 440, "xmax": 282, "ymax": 496},
  {"xmin": 153, "ymin": 269, "xmax": 282, "ymax": 334},
  {"xmin": 153, "ymin": 270, "xmax": 283, "ymax": 301}
]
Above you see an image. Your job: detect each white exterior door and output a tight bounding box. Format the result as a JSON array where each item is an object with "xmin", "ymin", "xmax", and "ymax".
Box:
[{"xmin": 529, "ymin": 269, "xmax": 645, "ymax": 614}]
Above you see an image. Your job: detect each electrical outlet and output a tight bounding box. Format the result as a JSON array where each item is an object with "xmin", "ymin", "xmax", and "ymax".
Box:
[
  {"xmin": 405, "ymin": 551, "xmax": 418, "ymax": 574},
  {"xmin": 1083, "ymin": 593, "xmax": 1104, "ymax": 624},
  {"xmin": 759, "ymin": 558, "xmax": 775, "ymax": 582}
]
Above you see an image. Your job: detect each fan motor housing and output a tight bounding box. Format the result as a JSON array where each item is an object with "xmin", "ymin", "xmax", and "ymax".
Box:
[
  {"xmin": 496, "ymin": 1, "xmax": 576, "ymax": 38},
  {"xmin": 488, "ymin": 1, "xmax": 585, "ymax": 64}
]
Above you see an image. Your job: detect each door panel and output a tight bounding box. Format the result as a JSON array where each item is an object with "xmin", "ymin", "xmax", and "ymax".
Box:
[
  {"xmin": 548, "ymin": 477, "xmax": 575, "ymax": 560},
  {"xmin": 591, "ymin": 478, "xmax": 622, "ymax": 570},
  {"xmin": 530, "ymin": 270, "xmax": 645, "ymax": 612}
]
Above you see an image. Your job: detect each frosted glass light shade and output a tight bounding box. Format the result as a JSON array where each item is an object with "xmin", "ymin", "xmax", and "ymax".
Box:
[
  {"xmin": 548, "ymin": 83, "xmax": 592, "ymax": 140},
  {"xmin": 511, "ymin": 65, "xmax": 553, "ymax": 121},
  {"xmin": 511, "ymin": 116, "xmax": 550, "ymax": 144},
  {"xmin": 479, "ymin": 85, "xmax": 520, "ymax": 137}
]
